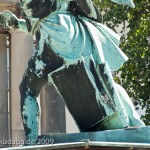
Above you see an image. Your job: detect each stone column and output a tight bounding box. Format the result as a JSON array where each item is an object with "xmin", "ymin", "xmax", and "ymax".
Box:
[
  {"xmin": 41, "ymin": 84, "xmax": 66, "ymax": 134},
  {"xmin": 10, "ymin": 30, "xmax": 34, "ymax": 146},
  {"xmin": 0, "ymin": 34, "xmax": 9, "ymax": 148},
  {"xmin": 65, "ymin": 107, "xmax": 79, "ymax": 133},
  {"xmin": 41, "ymin": 83, "xmax": 79, "ymax": 134}
]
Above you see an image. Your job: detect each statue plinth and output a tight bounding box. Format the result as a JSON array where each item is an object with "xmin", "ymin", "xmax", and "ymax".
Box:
[
  {"xmin": 38, "ymin": 126, "xmax": 150, "ymax": 144},
  {"xmin": 1, "ymin": 127, "xmax": 150, "ymax": 149}
]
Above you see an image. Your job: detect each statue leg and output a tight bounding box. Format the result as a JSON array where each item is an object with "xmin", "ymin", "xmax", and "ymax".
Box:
[
  {"xmin": 19, "ymin": 68, "xmax": 47, "ymax": 145},
  {"xmin": 115, "ymin": 83, "xmax": 145, "ymax": 127},
  {"xmin": 19, "ymin": 43, "xmax": 64, "ymax": 144}
]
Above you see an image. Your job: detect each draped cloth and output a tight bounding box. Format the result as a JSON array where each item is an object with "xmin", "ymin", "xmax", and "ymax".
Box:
[
  {"xmin": 38, "ymin": 9, "xmax": 128, "ymax": 72},
  {"xmin": 24, "ymin": 0, "xmax": 135, "ymax": 73}
]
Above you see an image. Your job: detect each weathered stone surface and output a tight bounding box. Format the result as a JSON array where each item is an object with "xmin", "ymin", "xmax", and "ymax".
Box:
[
  {"xmin": 0, "ymin": 34, "xmax": 8, "ymax": 148},
  {"xmin": 41, "ymin": 84, "xmax": 66, "ymax": 134}
]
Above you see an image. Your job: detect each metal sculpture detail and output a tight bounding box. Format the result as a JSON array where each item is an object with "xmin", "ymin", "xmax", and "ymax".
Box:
[{"xmin": 0, "ymin": 0, "xmax": 145, "ymax": 145}]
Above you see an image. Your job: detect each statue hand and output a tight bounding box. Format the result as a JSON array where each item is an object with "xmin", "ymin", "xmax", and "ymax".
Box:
[{"xmin": 0, "ymin": 11, "xmax": 18, "ymax": 29}]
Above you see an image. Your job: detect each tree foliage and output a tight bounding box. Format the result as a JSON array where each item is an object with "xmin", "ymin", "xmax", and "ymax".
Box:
[{"xmin": 93, "ymin": 0, "xmax": 150, "ymax": 125}]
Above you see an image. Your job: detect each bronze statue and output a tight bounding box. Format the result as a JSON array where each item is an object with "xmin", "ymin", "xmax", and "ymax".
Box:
[{"xmin": 0, "ymin": 0, "xmax": 145, "ymax": 145}]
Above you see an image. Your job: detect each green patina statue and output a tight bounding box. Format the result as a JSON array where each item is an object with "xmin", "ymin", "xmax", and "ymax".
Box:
[{"xmin": 0, "ymin": 0, "xmax": 145, "ymax": 145}]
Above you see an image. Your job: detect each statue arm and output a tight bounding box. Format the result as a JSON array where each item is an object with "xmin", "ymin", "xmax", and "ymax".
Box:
[
  {"xmin": 0, "ymin": 11, "xmax": 28, "ymax": 32},
  {"xmin": 110, "ymin": 0, "xmax": 135, "ymax": 8}
]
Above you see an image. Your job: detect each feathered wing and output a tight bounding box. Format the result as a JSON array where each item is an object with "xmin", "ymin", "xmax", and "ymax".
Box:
[{"xmin": 111, "ymin": 0, "xmax": 135, "ymax": 8}]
